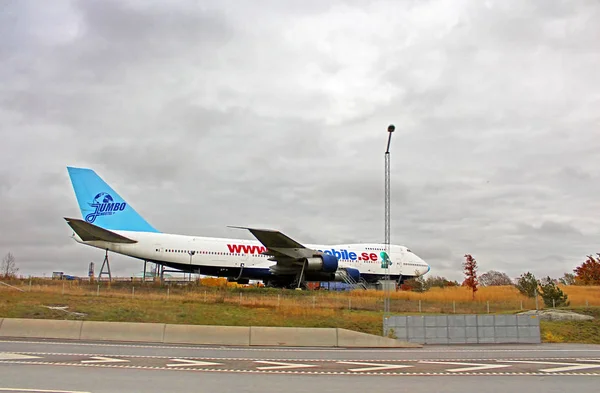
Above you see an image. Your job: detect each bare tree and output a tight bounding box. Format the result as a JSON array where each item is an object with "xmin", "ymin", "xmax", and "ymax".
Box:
[
  {"xmin": 479, "ymin": 270, "xmax": 513, "ymax": 286},
  {"xmin": 1, "ymin": 252, "xmax": 19, "ymax": 278},
  {"xmin": 559, "ymin": 273, "xmax": 576, "ymax": 286}
]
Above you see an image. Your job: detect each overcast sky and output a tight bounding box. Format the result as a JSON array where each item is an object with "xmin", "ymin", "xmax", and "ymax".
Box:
[{"xmin": 1, "ymin": 0, "xmax": 599, "ymax": 282}]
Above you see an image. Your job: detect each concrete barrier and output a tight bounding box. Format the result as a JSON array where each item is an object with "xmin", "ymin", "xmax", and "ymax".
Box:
[
  {"xmin": 164, "ymin": 324, "xmax": 250, "ymax": 346},
  {"xmin": 0, "ymin": 318, "xmax": 82, "ymax": 340},
  {"xmin": 250, "ymin": 326, "xmax": 337, "ymax": 347},
  {"xmin": 336, "ymin": 328, "xmax": 421, "ymax": 348},
  {"xmin": 383, "ymin": 314, "xmax": 541, "ymax": 344},
  {"xmin": 80, "ymin": 321, "xmax": 165, "ymax": 343},
  {"xmin": 0, "ymin": 318, "xmax": 420, "ymax": 348}
]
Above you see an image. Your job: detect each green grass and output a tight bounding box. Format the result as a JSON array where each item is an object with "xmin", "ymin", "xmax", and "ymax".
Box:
[{"xmin": 540, "ymin": 307, "xmax": 600, "ymax": 344}]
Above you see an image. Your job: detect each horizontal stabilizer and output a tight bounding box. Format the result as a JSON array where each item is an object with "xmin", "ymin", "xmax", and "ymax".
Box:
[{"xmin": 64, "ymin": 217, "xmax": 137, "ymax": 244}]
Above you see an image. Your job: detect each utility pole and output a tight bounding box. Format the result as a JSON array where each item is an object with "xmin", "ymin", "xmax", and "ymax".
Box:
[{"xmin": 384, "ymin": 124, "xmax": 395, "ymax": 315}]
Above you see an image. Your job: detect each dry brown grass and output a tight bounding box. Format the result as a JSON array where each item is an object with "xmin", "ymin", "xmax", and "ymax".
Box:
[
  {"xmin": 3, "ymin": 278, "xmax": 599, "ymax": 342},
  {"xmin": 2, "ymin": 278, "xmax": 598, "ymax": 314},
  {"xmin": 560, "ymin": 285, "xmax": 600, "ymax": 306}
]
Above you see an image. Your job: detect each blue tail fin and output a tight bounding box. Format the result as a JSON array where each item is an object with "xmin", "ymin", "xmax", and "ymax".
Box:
[{"xmin": 67, "ymin": 167, "xmax": 159, "ymax": 233}]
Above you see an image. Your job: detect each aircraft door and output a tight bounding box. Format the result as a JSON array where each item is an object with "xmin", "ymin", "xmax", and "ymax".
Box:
[
  {"xmin": 395, "ymin": 248, "xmax": 406, "ymax": 276},
  {"xmin": 237, "ymin": 240, "xmax": 250, "ymax": 265},
  {"xmin": 242, "ymin": 240, "xmax": 250, "ymax": 262}
]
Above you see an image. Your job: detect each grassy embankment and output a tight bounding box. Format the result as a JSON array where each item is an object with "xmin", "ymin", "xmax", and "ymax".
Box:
[
  {"xmin": 540, "ymin": 307, "xmax": 600, "ymax": 344},
  {"xmin": 0, "ymin": 278, "xmax": 598, "ymax": 342}
]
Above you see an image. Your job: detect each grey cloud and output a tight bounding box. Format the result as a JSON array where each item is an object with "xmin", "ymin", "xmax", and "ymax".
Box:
[
  {"xmin": 520, "ymin": 221, "xmax": 583, "ymax": 237},
  {"xmin": 1, "ymin": 0, "xmax": 599, "ymax": 284},
  {"xmin": 0, "ymin": 171, "xmax": 15, "ymax": 196},
  {"xmin": 71, "ymin": 0, "xmax": 235, "ymax": 73}
]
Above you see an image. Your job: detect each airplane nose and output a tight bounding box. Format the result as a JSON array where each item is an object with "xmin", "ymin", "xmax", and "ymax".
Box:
[
  {"xmin": 407, "ymin": 251, "xmax": 430, "ymax": 276},
  {"xmin": 418, "ymin": 257, "xmax": 430, "ymax": 275}
]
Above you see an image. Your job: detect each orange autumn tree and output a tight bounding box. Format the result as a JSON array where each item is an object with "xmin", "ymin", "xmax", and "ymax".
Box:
[
  {"xmin": 462, "ymin": 254, "xmax": 479, "ymax": 299},
  {"xmin": 574, "ymin": 254, "xmax": 600, "ymax": 285}
]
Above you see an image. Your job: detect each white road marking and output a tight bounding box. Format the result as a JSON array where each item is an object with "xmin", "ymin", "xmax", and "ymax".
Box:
[
  {"xmin": 0, "ymin": 353, "xmax": 42, "ymax": 360},
  {"xmin": 80, "ymin": 356, "xmax": 129, "ymax": 364},
  {"xmin": 166, "ymin": 358, "xmax": 223, "ymax": 367},
  {"xmin": 503, "ymin": 360, "xmax": 600, "ymax": 373},
  {"xmin": 0, "ymin": 360, "xmax": 599, "ymax": 376},
  {"xmin": 254, "ymin": 361, "xmax": 317, "ymax": 370},
  {"xmin": 419, "ymin": 361, "xmax": 512, "ymax": 372},
  {"xmin": 337, "ymin": 361, "xmax": 413, "ymax": 372},
  {"xmin": 0, "ymin": 389, "xmax": 90, "ymax": 393},
  {"xmin": 2, "ymin": 351, "xmax": 600, "ymax": 364},
  {"xmin": 2, "ymin": 339, "xmax": 600, "ymax": 353}
]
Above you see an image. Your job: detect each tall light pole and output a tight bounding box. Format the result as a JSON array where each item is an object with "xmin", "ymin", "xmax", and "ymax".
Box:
[{"xmin": 384, "ymin": 124, "xmax": 395, "ymax": 315}]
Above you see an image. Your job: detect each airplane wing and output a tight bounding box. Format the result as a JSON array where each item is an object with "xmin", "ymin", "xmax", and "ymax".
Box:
[
  {"xmin": 228, "ymin": 226, "xmax": 317, "ymax": 261},
  {"xmin": 230, "ymin": 227, "xmax": 340, "ymax": 285}
]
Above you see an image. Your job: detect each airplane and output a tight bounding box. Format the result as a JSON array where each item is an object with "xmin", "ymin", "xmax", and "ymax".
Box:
[{"xmin": 63, "ymin": 166, "xmax": 430, "ymax": 289}]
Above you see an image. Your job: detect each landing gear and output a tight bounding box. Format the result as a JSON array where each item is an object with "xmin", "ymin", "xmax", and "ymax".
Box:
[
  {"xmin": 263, "ymin": 278, "xmax": 303, "ymax": 290},
  {"xmin": 292, "ymin": 278, "xmax": 308, "ymax": 291},
  {"xmin": 397, "ymin": 274, "xmax": 405, "ymax": 287},
  {"xmin": 142, "ymin": 260, "xmax": 148, "ymax": 283},
  {"xmin": 295, "ymin": 260, "xmax": 307, "ymax": 290},
  {"xmin": 234, "ymin": 263, "xmax": 245, "ymax": 281}
]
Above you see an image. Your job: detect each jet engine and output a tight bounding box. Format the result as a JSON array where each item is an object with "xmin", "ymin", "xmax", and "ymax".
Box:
[{"xmin": 303, "ymin": 254, "xmax": 338, "ymax": 272}]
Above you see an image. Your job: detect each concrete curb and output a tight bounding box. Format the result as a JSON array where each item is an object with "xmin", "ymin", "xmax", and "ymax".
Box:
[{"xmin": 0, "ymin": 318, "xmax": 420, "ymax": 348}]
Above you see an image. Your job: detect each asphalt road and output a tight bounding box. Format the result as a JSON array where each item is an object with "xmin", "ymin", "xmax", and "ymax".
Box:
[{"xmin": 0, "ymin": 339, "xmax": 599, "ymax": 393}]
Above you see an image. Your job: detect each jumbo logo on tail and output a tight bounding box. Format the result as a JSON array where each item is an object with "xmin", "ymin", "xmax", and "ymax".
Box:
[{"xmin": 85, "ymin": 192, "xmax": 127, "ymax": 223}]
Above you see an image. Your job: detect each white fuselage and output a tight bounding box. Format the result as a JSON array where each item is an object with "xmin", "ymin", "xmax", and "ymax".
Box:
[{"xmin": 72, "ymin": 230, "xmax": 430, "ymax": 282}]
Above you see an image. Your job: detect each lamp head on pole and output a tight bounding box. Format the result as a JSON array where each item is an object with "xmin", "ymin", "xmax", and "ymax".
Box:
[{"xmin": 385, "ymin": 124, "xmax": 395, "ymax": 154}]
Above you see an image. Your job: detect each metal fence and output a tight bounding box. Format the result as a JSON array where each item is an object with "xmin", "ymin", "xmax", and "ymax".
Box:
[{"xmin": 2, "ymin": 279, "xmax": 598, "ymax": 314}]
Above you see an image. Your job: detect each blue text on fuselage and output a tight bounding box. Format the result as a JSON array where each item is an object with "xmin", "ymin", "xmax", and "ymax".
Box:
[{"xmin": 319, "ymin": 249, "xmax": 357, "ymax": 260}]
